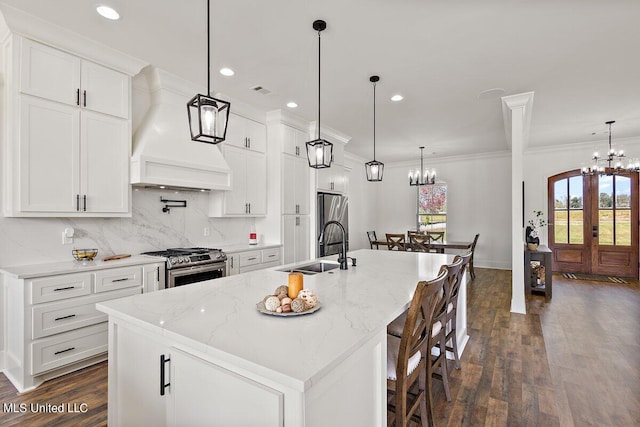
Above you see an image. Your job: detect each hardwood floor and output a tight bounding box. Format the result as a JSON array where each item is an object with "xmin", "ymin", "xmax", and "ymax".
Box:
[{"xmin": 1, "ymin": 268, "xmax": 639, "ymax": 426}]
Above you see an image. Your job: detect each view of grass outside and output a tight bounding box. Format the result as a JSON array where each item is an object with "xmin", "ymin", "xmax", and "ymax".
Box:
[{"xmin": 554, "ymin": 173, "xmax": 632, "ymax": 246}]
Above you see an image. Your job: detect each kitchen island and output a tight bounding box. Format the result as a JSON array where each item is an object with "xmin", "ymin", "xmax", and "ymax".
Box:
[{"xmin": 97, "ymin": 249, "xmax": 469, "ymax": 426}]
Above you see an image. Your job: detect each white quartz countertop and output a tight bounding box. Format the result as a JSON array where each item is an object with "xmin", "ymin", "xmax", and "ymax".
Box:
[
  {"xmin": 0, "ymin": 255, "xmax": 166, "ymax": 279},
  {"xmin": 221, "ymin": 243, "xmax": 282, "ymax": 254},
  {"xmin": 97, "ymin": 249, "xmax": 454, "ymax": 391}
]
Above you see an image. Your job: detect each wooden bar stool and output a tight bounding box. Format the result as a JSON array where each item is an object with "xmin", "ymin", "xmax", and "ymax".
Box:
[{"xmin": 387, "ymin": 266, "xmax": 448, "ymax": 427}]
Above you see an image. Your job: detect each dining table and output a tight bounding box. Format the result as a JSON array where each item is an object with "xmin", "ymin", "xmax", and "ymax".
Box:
[{"xmin": 372, "ymin": 238, "xmax": 473, "ymax": 253}]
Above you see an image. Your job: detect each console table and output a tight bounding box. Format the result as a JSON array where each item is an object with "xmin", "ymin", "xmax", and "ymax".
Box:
[{"xmin": 524, "ymin": 244, "xmax": 552, "ymax": 298}]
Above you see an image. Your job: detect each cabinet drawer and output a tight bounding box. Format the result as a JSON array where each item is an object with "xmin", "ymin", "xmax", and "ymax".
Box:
[
  {"xmin": 239, "ymin": 251, "xmax": 261, "ymax": 267},
  {"xmin": 30, "ymin": 273, "xmax": 93, "ymax": 304},
  {"xmin": 95, "ymin": 266, "xmax": 143, "ymax": 293},
  {"xmin": 262, "ymin": 248, "xmax": 281, "ymax": 264},
  {"xmin": 31, "ymin": 323, "xmax": 108, "ymax": 375},
  {"xmin": 32, "ymin": 287, "xmax": 140, "ymax": 339}
]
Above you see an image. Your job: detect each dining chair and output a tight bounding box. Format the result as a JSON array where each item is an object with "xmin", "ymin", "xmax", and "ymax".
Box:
[
  {"xmin": 425, "ymin": 231, "xmax": 444, "ymax": 243},
  {"xmin": 387, "ymin": 266, "xmax": 448, "ymax": 427},
  {"xmin": 444, "ymin": 251, "xmax": 472, "ymax": 370},
  {"xmin": 468, "ymin": 233, "xmax": 480, "ymax": 280},
  {"xmin": 367, "ymin": 231, "xmax": 379, "ymax": 250},
  {"xmin": 386, "ymin": 233, "xmax": 406, "ymax": 251},
  {"xmin": 409, "ymin": 232, "xmax": 431, "ymax": 252}
]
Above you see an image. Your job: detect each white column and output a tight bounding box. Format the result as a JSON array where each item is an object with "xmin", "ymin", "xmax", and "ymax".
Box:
[{"xmin": 501, "ymin": 92, "xmax": 534, "ymax": 314}]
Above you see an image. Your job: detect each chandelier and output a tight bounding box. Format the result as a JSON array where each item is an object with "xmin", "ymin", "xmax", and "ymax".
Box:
[
  {"xmin": 409, "ymin": 146, "xmax": 436, "ymax": 186},
  {"xmin": 187, "ymin": 0, "xmax": 230, "ymax": 144},
  {"xmin": 365, "ymin": 75, "xmax": 384, "ymax": 182},
  {"xmin": 582, "ymin": 120, "xmax": 639, "ymax": 175}
]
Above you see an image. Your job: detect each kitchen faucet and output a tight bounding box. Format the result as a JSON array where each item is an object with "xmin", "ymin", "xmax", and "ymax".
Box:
[{"xmin": 319, "ymin": 220, "xmax": 354, "ymax": 270}]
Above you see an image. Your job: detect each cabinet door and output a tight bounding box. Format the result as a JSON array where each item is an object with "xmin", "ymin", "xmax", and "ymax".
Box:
[
  {"xmin": 282, "ymin": 216, "xmax": 296, "ymax": 265},
  {"xmin": 111, "ymin": 325, "xmax": 167, "ymax": 427},
  {"xmin": 19, "ymin": 38, "xmax": 81, "ymax": 106},
  {"xmin": 81, "ymin": 61, "xmax": 129, "ymax": 118},
  {"xmin": 245, "ymin": 151, "xmax": 266, "ymax": 215},
  {"xmin": 295, "ymin": 216, "xmax": 311, "ymax": 264},
  {"xmin": 19, "ymin": 96, "xmax": 80, "ymax": 212},
  {"xmin": 168, "ymin": 348, "xmax": 283, "ymax": 427},
  {"xmin": 223, "ymin": 147, "xmax": 248, "ymax": 215},
  {"xmin": 224, "ymin": 113, "xmax": 247, "ymax": 150},
  {"xmin": 283, "ymin": 154, "xmax": 310, "ymax": 215},
  {"xmin": 143, "ymin": 264, "xmax": 163, "ymax": 292},
  {"xmin": 81, "ymin": 111, "xmax": 129, "ymax": 213},
  {"xmin": 316, "ymin": 167, "xmax": 335, "ymax": 193},
  {"xmin": 244, "ymin": 117, "xmax": 266, "ymax": 153},
  {"xmin": 227, "ymin": 254, "xmax": 240, "ymax": 276}
]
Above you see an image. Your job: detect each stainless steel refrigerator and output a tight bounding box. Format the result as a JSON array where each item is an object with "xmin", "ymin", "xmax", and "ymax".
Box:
[{"xmin": 317, "ymin": 192, "xmax": 349, "ymax": 257}]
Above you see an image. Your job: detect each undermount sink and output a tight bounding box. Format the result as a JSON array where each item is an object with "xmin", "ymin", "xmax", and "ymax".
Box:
[{"xmin": 278, "ymin": 261, "xmax": 341, "ymax": 275}]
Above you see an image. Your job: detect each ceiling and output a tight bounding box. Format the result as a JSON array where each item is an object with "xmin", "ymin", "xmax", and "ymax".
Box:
[{"xmin": 1, "ymin": 0, "xmax": 639, "ymax": 163}]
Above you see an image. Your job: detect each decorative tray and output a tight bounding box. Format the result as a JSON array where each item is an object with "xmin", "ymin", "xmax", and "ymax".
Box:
[{"xmin": 256, "ymin": 301, "xmax": 321, "ymax": 317}]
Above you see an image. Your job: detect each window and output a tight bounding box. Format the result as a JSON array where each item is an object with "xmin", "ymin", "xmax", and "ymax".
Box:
[
  {"xmin": 553, "ymin": 176, "xmax": 583, "ymax": 244},
  {"xmin": 417, "ymin": 183, "xmax": 447, "ymax": 235}
]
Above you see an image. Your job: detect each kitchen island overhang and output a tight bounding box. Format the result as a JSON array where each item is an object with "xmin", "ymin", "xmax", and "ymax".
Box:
[{"xmin": 98, "ymin": 249, "xmax": 469, "ymax": 426}]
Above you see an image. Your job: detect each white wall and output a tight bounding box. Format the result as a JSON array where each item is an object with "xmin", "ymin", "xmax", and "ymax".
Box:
[
  {"xmin": 523, "ymin": 136, "xmax": 640, "ymax": 245},
  {"xmin": 376, "ymin": 152, "xmax": 512, "ymax": 269},
  {"xmin": 345, "ymin": 153, "xmax": 379, "ymax": 251}
]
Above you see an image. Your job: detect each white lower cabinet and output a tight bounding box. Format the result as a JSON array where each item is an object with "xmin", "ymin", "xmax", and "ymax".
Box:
[
  {"xmin": 110, "ymin": 325, "xmax": 283, "ymax": 427},
  {"xmin": 226, "ymin": 246, "xmax": 282, "ymax": 276},
  {"xmin": 283, "ymin": 215, "xmax": 310, "ymax": 265},
  {"xmin": 2, "ymin": 259, "xmax": 164, "ymax": 392}
]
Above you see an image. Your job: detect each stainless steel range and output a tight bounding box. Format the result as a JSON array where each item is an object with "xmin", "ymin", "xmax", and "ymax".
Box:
[{"xmin": 141, "ymin": 247, "xmax": 227, "ymax": 288}]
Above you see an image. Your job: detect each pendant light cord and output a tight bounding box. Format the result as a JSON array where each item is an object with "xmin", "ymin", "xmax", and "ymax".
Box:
[
  {"xmin": 373, "ymin": 81, "xmax": 376, "ymax": 160},
  {"xmin": 207, "ymin": 0, "xmax": 211, "ymax": 95},
  {"xmin": 317, "ymin": 29, "xmax": 321, "ymax": 140}
]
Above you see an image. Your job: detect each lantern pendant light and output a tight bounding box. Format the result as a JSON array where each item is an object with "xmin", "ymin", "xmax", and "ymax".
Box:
[
  {"xmin": 187, "ymin": 0, "xmax": 230, "ymax": 144},
  {"xmin": 306, "ymin": 20, "xmax": 333, "ymax": 169},
  {"xmin": 408, "ymin": 147, "xmax": 436, "ymax": 186},
  {"xmin": 365, "ymin": 75, "xmax": 384, "ymax": 181}
]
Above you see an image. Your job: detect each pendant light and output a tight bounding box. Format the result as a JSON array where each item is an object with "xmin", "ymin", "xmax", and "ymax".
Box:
[
  {"xmin": 365, "ymin": 75, "xmax": 384, "ymax": 181},
  {"xmin": 306, "ymin": 19, "xmax": 333, "ymax": 169},
  {"xmin": 582, "ymin": 120, "xmax": 639, "ymax": 175},
  {"xmin": 408, "ymin": 147, "xmax": 436, "ymax": 186},
  {"xmin": 187, "ymin": 0, "xmax": 230, "ymax": 144}
]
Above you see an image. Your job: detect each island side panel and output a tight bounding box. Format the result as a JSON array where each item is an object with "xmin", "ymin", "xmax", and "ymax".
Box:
[{"xmin": 305, "ymin": 329, "xmax": 386, "ymax": 427}]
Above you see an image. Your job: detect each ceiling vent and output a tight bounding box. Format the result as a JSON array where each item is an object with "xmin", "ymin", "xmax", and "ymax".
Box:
[{"xmin": 251, "ymin": 85, "xmax": 271, "ymax": 95}]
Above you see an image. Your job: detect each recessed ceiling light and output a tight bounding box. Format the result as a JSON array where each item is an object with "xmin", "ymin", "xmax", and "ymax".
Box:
[
  {"xmin": 219, "ymin": 68, "xmax": 235, "ymax": 77},
  {"xmin": 286, "ymin": 102, "xmax": 298, "ymax": 108},
  {"xmin": 96, "ymin": 5, "xmax": 120, "ymax": 20},
  {"xmin": 391, "ymin": 94, "xmax": 404, "ymax": 102},
  {"xmin": 478, "ymin": 88, "xmax": 506, "ymax": 100}
]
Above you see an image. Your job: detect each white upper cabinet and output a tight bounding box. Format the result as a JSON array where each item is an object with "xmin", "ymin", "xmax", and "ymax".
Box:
[
  {"xmin": 282, "ymin": 125, "xmax": 308, "ymax": 157},
  {"xmin": 225, "ymin": 114, "xmax": 266, "ymax": 153},
  {"xmin": 4, "ymin": 36, "xmax": 132, "ymax": 217},
  {"xmin": 282, "ymin": 154, "xmax": 310, "ymax": 215},
  {"xmin": 209, "ymin": 146, "xmax": 266, "ymax": 217},
  {"xmin": 19, "ymin": 38, "xmax": 129, "ymax": 118}
]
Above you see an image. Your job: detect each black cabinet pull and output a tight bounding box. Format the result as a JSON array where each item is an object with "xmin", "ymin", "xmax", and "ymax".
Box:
[
  {"xmin": 76, "ymin": 194, "xmax": 80, "ymax": 211},
  {"xmin": 248, "ymin": 257, "xmax": 257, "ymax": 261},
  {"xmin": 83, "ymin": 90, "xmax": 87, "ymax": 107},
  {"xmin": 160, "ymin": 354, "xmax": 171, "ymax": 396},
  {"xmin": 54, "ymin": 314, "xmax": 76, "ymax": 321},
  {"xmin": 111, "ymin": 277, "xmax": 130, "ymax": 283},
  {"xmin": 54, "ymin": 347, "xmax": 75, "ymax": 355},
  {"xmin": 54, "ymin": 286, "xmax": 75, "ymax": 292},
  {"xmin": 76, "ymin": 89, "xmax": 80, "ymax": 106},
  {"xmin": 83, "ymin": 195, "xmax": 87, "ymax": 211}
]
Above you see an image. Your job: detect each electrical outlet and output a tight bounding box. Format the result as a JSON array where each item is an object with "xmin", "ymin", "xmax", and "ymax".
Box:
[
  {"xmin": 62, "ymin": 231, "xmax": 73, "ymax": 245},
  {"xmin": 203, "ymin": 227, "xmax": 210, "ymax": 237}
]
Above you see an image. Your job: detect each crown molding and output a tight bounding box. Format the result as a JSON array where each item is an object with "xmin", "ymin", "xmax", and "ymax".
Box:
[
  {"xmin": 310, "ymin": 121, "xmax": 351, "ymax": 145},
  {"xmin": 501, "ymin": 91, "xmax": 535, "ymax": 149},
  {"xmin": 0, "ymin": 4, "xmax": 147, "ymax": 76},
  {"xmin": 266, "ymin": 109, "xmax": 311, "ymax": 132}
]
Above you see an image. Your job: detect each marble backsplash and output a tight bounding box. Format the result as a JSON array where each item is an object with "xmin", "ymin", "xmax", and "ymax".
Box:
[{"xmin": 0, "ymin": 188, "xmax": 257, "ymax": 267}]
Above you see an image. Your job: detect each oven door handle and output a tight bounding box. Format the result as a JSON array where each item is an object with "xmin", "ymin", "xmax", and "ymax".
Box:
[{"xmin": 168, "ymin": 263, "xmax": 226, "ymax": 278}]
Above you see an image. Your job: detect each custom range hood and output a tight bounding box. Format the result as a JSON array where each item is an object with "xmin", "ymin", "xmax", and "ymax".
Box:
[{"xmin": 131, "ymin": 67, "xmax": 231, "ymax": 191}]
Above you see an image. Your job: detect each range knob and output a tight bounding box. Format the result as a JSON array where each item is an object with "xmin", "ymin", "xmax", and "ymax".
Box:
[{"xmin": 181, "ymin": 256, "xmax": 190, "ymax": 264}]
